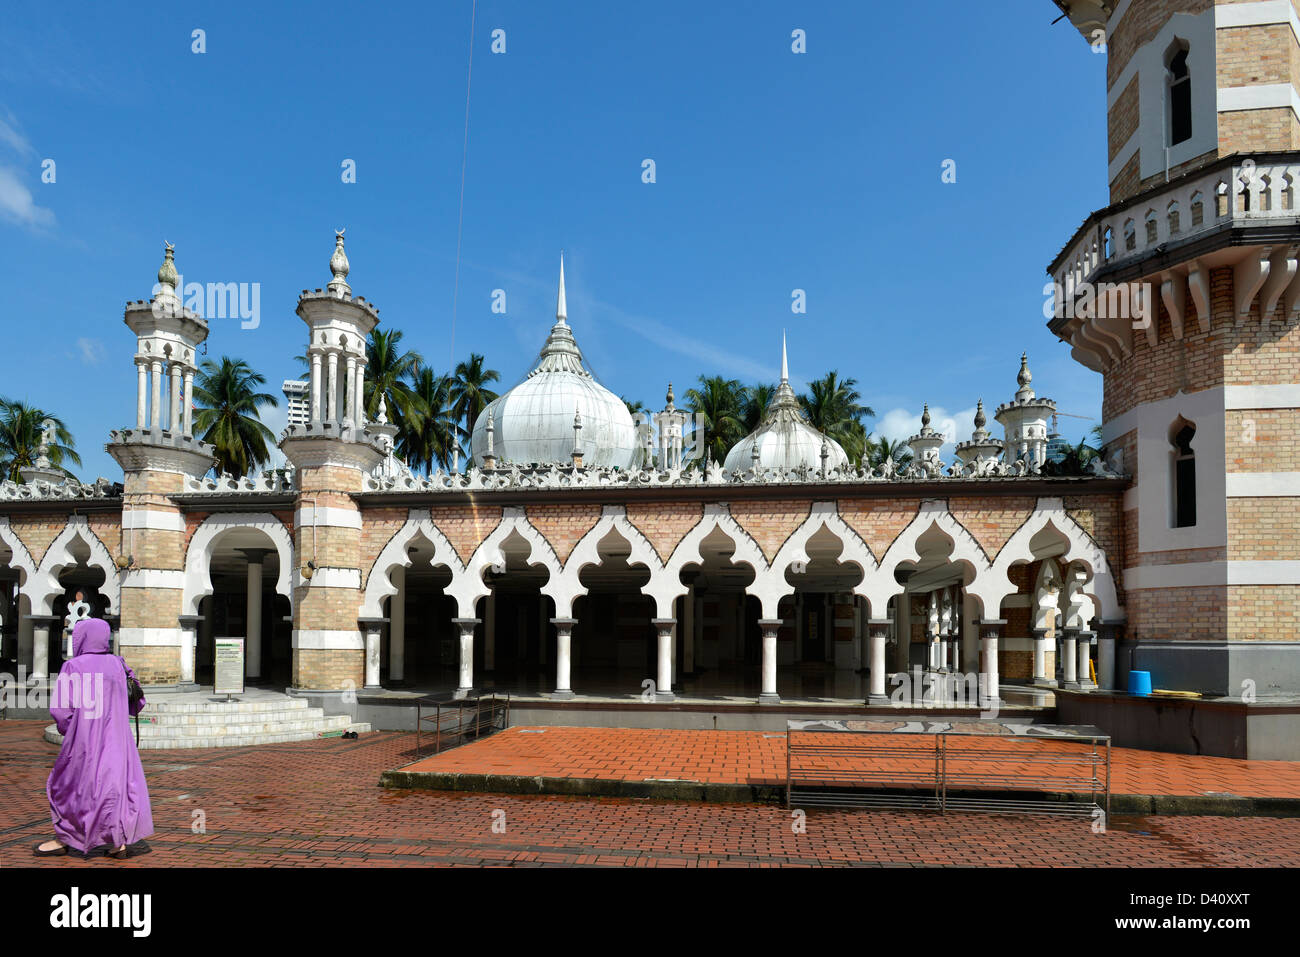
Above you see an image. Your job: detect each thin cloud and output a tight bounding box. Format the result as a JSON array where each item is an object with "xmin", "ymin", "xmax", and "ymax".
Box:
[
  {"xmin": 75, "ymin": 337, "xmax": 104, "ymax": 364},
  {"xmin": 874, "ymin": 404, "xmax": 980, "ymax": 457},
  {"xmin": 0, "ymin": 166, "xmax": 54, "ymax": 228},
  {"xmin": 0, "ymin": 110, "xmax": 34, "ymax": 157}
]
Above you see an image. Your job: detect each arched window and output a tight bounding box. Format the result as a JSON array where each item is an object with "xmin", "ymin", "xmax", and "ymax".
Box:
[
  {"xmin": 1167, "ymin": 200, "xmax": 1180, "ymax": 234},
  {"xmin": 1145, "ymin": 209, "xmax": 1159, "ymax": 244},
  {"xmin": 1103, "ymin": 225, "xmax": 1114, "ymax": 260},
  {"xmin": 1170, "ymin": 420, "xmax": 1196, "ymax": 528},
  {"xmin": 1167, "ymin": 43, "xmax": 1192, "ymax": 146},
  {"xmin": 1190, "ymin": 190, "xmax": 1204, "ymax": 227},
  {"xmin": 1123, "ymin": 219, "xmax": 1136, "ymax": 251}
]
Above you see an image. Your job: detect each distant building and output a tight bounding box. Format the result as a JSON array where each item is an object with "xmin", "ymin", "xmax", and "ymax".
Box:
[{"xmin": 282, "ymin": 379, "xmax": 310, "ymax": 429}]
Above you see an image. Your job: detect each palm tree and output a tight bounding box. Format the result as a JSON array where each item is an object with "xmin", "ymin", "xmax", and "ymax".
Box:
[
  {"xmin": 799, "ymin": 372, "xmax": 874, "ymax": 464},
  {"xmin": 0, "ymin": 400, "xmax": 80, "ymax": 482},
  {"xmin": 623, "ymin": 397, "xmax": 647, "ymax": 417},
  {"xmin": 192, "ymin": 358, "xmax": 279, "ymax": 478},
  {"xmin": 364, "ymin": 329, "xmax": 424, "ymax": 428},
  {"xmin": 741, "ymin": 383, "xmax": 776, "ymax": 432},
  {"xmin": 865, "ymin": 435, "xmax": 913, "ymax": 470},
  {"xmin": 685, "ymin": 375, "xmax": 746, "ymax": 464},
  {"xmin": 400, "ymin": 367, "xmax": 459, "ymax": 474},
  {"xmin": 448, "ymin": 353, "xmax": 500, "ymax": 463}
]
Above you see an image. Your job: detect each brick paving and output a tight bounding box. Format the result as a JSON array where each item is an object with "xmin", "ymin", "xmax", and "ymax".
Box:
[
  {"xmin": 3, "ymin": 720, "xmax": 1300, "ymax": 867},
  {"xmin": 400, "ymin": 726, "xmax": 1300, "ymax": 798}
]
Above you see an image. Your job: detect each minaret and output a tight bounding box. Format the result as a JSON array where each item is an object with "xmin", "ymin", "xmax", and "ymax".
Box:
[
  {"xmin": 954, "ymin": 399, "xmax": 1005, "ymax": 469},
  {"xmin": 906, "ymin": 404, "xmax": 945, "ymax": 468},
  {"xmin": 106, "ymin": 244, "xmax": 215, "ymax": 688},
  {"xmin": 281, "ymin": 232, "xmax": 387, "ymax": 707},
  {"xmin": 993, "ymin": 354, "xmax": 1055, "ymax": 469}
]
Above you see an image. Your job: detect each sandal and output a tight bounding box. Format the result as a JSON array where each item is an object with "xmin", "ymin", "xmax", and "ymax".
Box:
[
  {"xmin": 108, "ymin": 845, "xmax": 130, "ymax": 859},
  {"xmin": 34, "ymin": 841, "xmax": 67, "ymax": 857}
]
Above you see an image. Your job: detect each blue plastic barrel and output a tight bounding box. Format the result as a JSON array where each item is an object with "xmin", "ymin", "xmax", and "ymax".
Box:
[{"xmin": 1128, "ymin": 670, "xmax": 1152, "ymax": 696}]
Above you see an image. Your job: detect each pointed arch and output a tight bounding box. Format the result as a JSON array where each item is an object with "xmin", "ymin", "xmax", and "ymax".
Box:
[
  {"xmin": 553, "ymin": 505, "xmax": 665, "ymax": 619},
  {"xmin": 0, "ymin": 516, "xmax": 38, "ymax": 587},
  {"xmin": 182, "ymin": 513, "xmax": 295, "ymax": 617},
  {"xmin": 661, "ymin": 503, "xmax": 770, "ymax": 616},
  {"xmin": 33, "ymin": 516, "xmax": 120, "ymax": 615},
  {"xmin": 455, "ymin": 507, "xmax": 561, "ymax": 619},
  {"xmin": 360, "ymin": 509, "xmax": 466, "ymax": 618}
]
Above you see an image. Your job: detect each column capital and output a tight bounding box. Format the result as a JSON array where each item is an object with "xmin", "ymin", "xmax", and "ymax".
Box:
[
  {"xmin": 239, "ymin": 548, "xmax": 274, "ymax": 564},
  {"xmin": 357, "ymin": 616, "xmax": 388, "ymax": 632}
]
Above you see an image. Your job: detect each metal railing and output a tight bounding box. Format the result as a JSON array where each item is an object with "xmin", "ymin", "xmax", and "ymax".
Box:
[
  {"xmin": 414, "ymin": 692, "xmax": 510, "ymax": 757},
  {"xmin": 786, "ymin": 722, "xmax": 1110, "ymax": 818}
]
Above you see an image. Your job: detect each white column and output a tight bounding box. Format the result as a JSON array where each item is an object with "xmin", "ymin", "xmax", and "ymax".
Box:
[
  {"xmin": 326, "ymin": 352, "xmax": 339, "ymax": 423},
  {"xmin": 1062, "ymin": 628, "xmax": 1079, "ymax": 689},
  {"xmin": 150, "ymin": 361, "xmax": 163, "ymax": 430},
  {"xmin": 363, "ymin": 624, "xmax": 382, "ymax": 690},
  {"xmin": 170, "ymin": 363, "xmax": 182, "ymax": 432},
  {"xmin": 30, "ymin": 620, "xmax": 51, "ymax": 682},
  {"xmin": 242, "ymin": 549, "xmax": 269, "ymax": 681},
  {"xmin": 354, "ymin": 361, "xmax": 367, "ymax": 425},
  {"xmin": 485, "ymin": 589, "xmax": 496, "ymax": 672},
  {"xmin": 551, "ymin": 617, "xmax": 574, "ymax": 698},
  {"xmin": 389, "ymin": 566, "xmax": 405, "ymax": 683},
  {"xmin": 1097, "ymin": 622, "xmax": 1119, "ymax": 691},
  {"xmin": 653, "ymin": 618, "xmax": 674, "ymax": 700},
  {"xmin": 453, "ymin": 618, "xmax": 478, "ymax": 698},
  {"xmin": 344, "ymin": 355, "xmax": 357, "ymax": 426},
  {"xmin": 135, "ymin": 361, "xmax": 148, "ymax": 429},
  {"xmin": 178, "ymin": 619, "xmax": 198, "ymax": 687},
  {"xmin": 1077, "ymin": 632, "xmax": 1096, "ymax": 690},
  {"xmin": 1032, "ymin": 627, "xmax": 1057, "ymax": 687},
  {"xmin": 867, "ymin": 618, "xmax": 890, "ymax": 704},
  {"xmin": 310, "ymin": 352, "xmax": 323, "ymax": 424},
  {"xmin": 183, "ymin": 369, "xmax": 195, "ymax": 437},
  {"xmin": 758, "ymin": 618, "xmax": 780, "ymax": 703},
  {"xmin": 979, "ymin": 619, "xmax": 1004, "ymax": 706}
]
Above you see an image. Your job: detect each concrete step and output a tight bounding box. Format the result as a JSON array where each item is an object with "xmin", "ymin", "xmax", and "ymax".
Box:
[
  {"xmin": 143, "ymin": 697, "xmax": 313, "ymax": 715},
  {"xmin": 130, "ymin": 714, "xmax": 354, "ymax": 737},
  {"xmin": 44, "ymin": 720, "xmax": 371, "ymax": 750},
  {"xmin": 133, "ymin": 707, "xmax": 337, "ymax": 727}
]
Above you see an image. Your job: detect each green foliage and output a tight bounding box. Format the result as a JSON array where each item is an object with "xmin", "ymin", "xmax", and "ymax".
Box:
[
  {"xmin": 192, "ymin": 357, "xmax": 279, "ymax": 478},
  {"xmin": 0, "ymin": 400, "xmax": 81, "ymax": 482}
]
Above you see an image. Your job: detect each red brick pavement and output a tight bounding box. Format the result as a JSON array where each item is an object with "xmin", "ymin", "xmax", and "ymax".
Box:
[
  {"xmin": 401, "ymin": 726, "xmax": 1300, "ymax": 798},
  {"xmin": 3, "ymin": 720, "xmax": 1300, "ymax": 868}
]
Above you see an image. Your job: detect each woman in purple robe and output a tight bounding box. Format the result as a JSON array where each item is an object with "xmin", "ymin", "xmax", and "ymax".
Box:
[{"xmin": 35, "ymin": 617, "xmax": 153, "ymax": 858}]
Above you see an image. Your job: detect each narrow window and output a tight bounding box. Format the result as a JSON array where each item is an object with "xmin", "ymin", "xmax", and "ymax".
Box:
[
  {"xmin": 1171, "ymin": 422, "xmax": 1196, "ymax": 528},
  {"xmin": 1168, "ymin": 45, "xmax": 1192, "ymax": 146},
  {"xmin": 1145, "ymin": 209, "xmax": 1159, "ymax": 244},
  {"xmin": 1123, "ymin": 219, "xmax": 1136, "ymax": 251},
  {"xmin": 1190, "ymin": 190, "xmax": 1204, "ymax": 226}
]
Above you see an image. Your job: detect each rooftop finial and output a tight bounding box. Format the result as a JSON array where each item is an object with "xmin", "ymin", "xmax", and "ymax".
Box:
[
  {"xmin": 156, "ymin": 242, "xmax": 179, "ymax": 300},
  {"xmin": 329, "ymin": 229, "xmax": 350, "ymax": 295},
  {"xmin": 974, "ymin": 399, "xmax": 986, "ymax": 431},
  {"xmin": 780, "ymin": 330, "xmax": 789, "ymax": 384},
  {"xmin": 666, "ymin": 382, "xmax": 675, "ymax": 409},
  {"xmin": 556, "ymin": 252, "xmax": 567, "ymax": 324},
  {"xmin": 921, "ymin": 403, "xmax": 931, "ymax": 430}
]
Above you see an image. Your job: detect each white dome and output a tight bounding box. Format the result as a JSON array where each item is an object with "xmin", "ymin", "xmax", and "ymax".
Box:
[
  {"xmin": 723, "ymin": 336, "xmax": 850, "ymax": 473},
  {"xmin": 469, "ymin": 259, "xmax": 636, "ymax": 469}
]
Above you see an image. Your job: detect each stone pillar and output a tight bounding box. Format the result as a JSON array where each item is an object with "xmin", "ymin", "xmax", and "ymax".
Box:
[
  {"xmin": 1031, "ymin": 626, "xmax": 1057, "ymax": 687},
  {"xmin": 361, "ymin": 619, "xmax": 384, "ymax": 691},
  {"xmin": 177, "ymin": 615, "xmax": 201, "ymax": 691},
  {"xmin": 354, "ymin": 362, "xmax": 366, "ymax": 425},
  {"xmin": 240, "ymin": 548, "xmax": 271, "ymax": 682},
  {"xmin": 1061, "ymin": 626, "xmax": 1080, "ymax": 689},
  {"xmin": 1076, "ymin": 631, "xmax": 1097, "ymax": 691},
  {"xmin": 652, "ymin": 617, "xmax": 675, "ymax": 700},
  {"xmin": 136, "ymin": 361, "xmax": 149, "ymax": 429},
  {"xmin": 389, "ymin": 565, "xmax": 405, "ymax": 683},
  {"xmin": 183, "ymin": 369, "xmax": 194, "ymax": 437},
  {"xmin": 149, "ymin": 360, "xmax": 163, "ymax": 429},
  {"xmin": 344, "ymin": 356, "xmax": 357, "ymax": 426},
  {"xmin": 867, "ymin": 618, "xmax": 891, "ymax": 705},
  {"xmin": 169, "ymin": 363, "xmax": 182, "ymax": 432},
  {"xmin": 484, "ymin": 588, "xmax": 496, "ymax": 673},
  {"xmin": 310, "ymin": 352, "xmax": 323, "ymax": 424},
  {"xmin": 758, "ymin": 618, "xmax": 781, "ymax": 703},
  {"xmin": 452, "ymin": 618, "xmax": 478, "ymax": 698},
  {"xmin": 551, "ymin": 617, "xmax": 575, "ymax": 698},
  {"xmin": 1097, "ymin": 620, "xmax": 1122, "ymax": 691},
  {"xmin": 326, "ymin": 352, "xmax": 339, "ymax": 423},
  {"xmin": 29, "ymin": 617, "xmax": 57, "ymax": 682},
  {"xmin": 978, "ymin": 619, "xmax": 1005, "ymax": 706}
]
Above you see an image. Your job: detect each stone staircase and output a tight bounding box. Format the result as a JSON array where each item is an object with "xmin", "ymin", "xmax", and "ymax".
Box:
[{"xmin": 44, "ymin": 691, "xmax": 371, "ymax": 749}]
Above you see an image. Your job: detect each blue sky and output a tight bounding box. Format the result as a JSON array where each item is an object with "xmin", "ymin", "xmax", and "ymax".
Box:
[{"xmin": 1, "ymin": 0, "xmax": 1108, "ymax": 480}]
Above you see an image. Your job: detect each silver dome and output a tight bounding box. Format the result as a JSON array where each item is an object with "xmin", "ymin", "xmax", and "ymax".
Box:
[
  {"xmin": 469, "ymin": 258, "xmax": 636, "ymax": 469},
  {"xmin": 723, "ymin": 336, "xmax": 850, "ymax": 473}
]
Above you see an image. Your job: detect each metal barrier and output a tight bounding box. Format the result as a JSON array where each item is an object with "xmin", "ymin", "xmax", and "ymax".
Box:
[
  {"xmin": 415, "ymin": 692, "xmax": 510, "ymax": 757},
  {"xmin": 785, "ymin": 719, "xmax": 1110, "ymax": 818}
]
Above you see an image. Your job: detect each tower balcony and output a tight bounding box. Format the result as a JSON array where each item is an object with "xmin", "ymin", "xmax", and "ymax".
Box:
[{"xmin": 1047, "ymin": 151, "xmax": 1300, "ymax": 371}]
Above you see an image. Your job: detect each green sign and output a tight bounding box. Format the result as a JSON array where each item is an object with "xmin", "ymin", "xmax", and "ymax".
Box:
[{"xmin": 214, "ymin": 638, "xmax": 245, "ymax": 697}]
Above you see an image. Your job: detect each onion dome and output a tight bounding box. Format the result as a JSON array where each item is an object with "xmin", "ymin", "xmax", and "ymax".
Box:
[
  {"xmin": 723, "ymin": 334, "xmax": 849, "ymax": 473},
  {"xmin": 468, "ymin": 256, "xmax": 636, "ymax": 469}
]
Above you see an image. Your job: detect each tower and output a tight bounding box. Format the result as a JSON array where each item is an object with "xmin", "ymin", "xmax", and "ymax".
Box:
[
  {"xmin": 107, "ymin": 243, "xmax": 215, "ymax": 686},
  {"xmin": 1049, "ymin": 2, "xmax": 1300, "ymax": 695},
  {"xmin": 279, "ymin": 231, "xmax": 387, "ymax": 708}
]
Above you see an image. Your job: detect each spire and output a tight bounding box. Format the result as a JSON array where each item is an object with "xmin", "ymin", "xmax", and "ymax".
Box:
[
  {"xmin": 974, "ymin": 399, "xmax": 986, "ymax": 432},
  {"xmin": 1016, "ymin": 351, "xmax": 1034, "ymax": 400},
  {"xmin": 329, "ymin": 229, "xmax": 351, "ymax": 296},
  {"xmin": 780, "ymin": 330, "xmax": 789, "ymax": 384},
  {"xmin": 156, "ymin": 242, "xmax": 179, "ymax": 303},
  {"xmin": 556, "ymin": 252, "xmax": 567, "ymax": 324}
]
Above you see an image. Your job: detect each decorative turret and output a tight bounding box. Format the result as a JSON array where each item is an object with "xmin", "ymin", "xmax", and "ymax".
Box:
[
  {"xmin": 653, "ymin": 382, "xmax": 691, "ymax": 470},
  {"xmin": 906, "ymin": 404, "xmax": 945, "ymax": 468},
  {"xmin": 994, "ymin": 353, "xmax": 1056, "ymax": 470},
  {"xmin": 954, "ymin": 399, "xmax": 1005, "ymax": 469}
]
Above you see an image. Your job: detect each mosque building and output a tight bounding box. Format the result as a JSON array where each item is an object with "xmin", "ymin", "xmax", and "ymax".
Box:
[{"xmin": 0, "ymin": 1, "xmax": 1296, "ymax": 757}]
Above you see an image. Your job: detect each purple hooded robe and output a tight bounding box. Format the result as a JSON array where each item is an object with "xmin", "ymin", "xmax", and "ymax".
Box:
[{"xmin": 46, "ymin": 618, "xmax": 154, "ymax": 853}]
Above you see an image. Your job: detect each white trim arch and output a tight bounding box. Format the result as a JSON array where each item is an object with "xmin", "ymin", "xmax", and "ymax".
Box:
[
  {"xmin": 456, "ymin": 507, "xmax": 561, "ymax": 619},
  {"xmin": 662, "ymin": 503, "xmax": 770, "ymax": 616},
  {"xmin": 763, "ymin": 501, "xmax": 877, "ymax": 614},
  {"xmin": 32, "ymin": 516, "xmax": 120, "ymax": 616},
  {"xmin": 360, "ymin": 509, "xmax": 465, "ymax": 618},
  {"xmin": 989, "ymin": 497, "xmax": 1121, "ymax": 622},
  {"xmin": 859, "ymin": 500, "xmax": 994, "ymax": 617},
  {"xmin": 182, "ymin": 513, "xmax": 295, "ymax": 617},
  {"xmin": 0, "ymin": 516, "xmax": 39, "ymax": 587},
  {"xmin": 555, "ymin": 505, "xmax": 665, "ymax": 619}
]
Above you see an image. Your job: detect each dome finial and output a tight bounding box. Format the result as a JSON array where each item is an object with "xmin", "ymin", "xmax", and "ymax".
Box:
[
  {"xmin": 329, "ymin": 229, "xmax": 351, "ymax": 296},
  {"xmin": 556, "ymin": 252, "xmax": 567, "ymax": 324},
  {"xmin": 156, "ymin": 242, "xmax": 179, "ymax": 301},
  {"xmin": 921, "ymin": 403, "xmax": 931, "ymax": 430},
  {"xmin": 974, "ymin": 399, "xmax": 986, "ymax": 431},
  {"xmin": 665, "ymin": 382, "xmax": 675, "ymax": 409},
  {"xmin": 780, "ymin": 330, "xmax": 789, "ymax": 384},
  {"xmin": 1016, "ymin": 352, "xmax": 1034, "ymax": 400}
]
